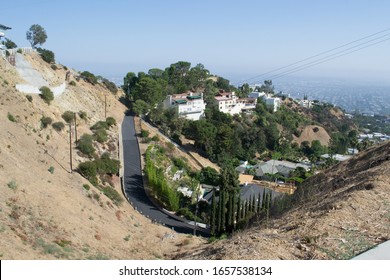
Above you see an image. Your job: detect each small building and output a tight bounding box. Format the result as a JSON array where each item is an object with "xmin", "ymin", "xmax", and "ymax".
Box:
[
  {"xmin": 299, "ymin": 99, "xmax": 313, "ymax": 109},
  {"xmin": 162, "ymin": 91, "xmax": 206, "ymax": 121},
  {"xmin": 254, "ymin": 160, "xmax": 311, "ymax": 178},
  {"xmin": 320, "ymin": 154, "xmax": 352, "ymax": 162}
]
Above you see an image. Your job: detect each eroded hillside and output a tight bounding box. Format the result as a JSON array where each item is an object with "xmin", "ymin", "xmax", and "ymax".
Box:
[
  {"xmin": 176, "ymin": 141, "xmax": 390, "ymax": 260},
  {"xmin": 0, "ymin": 53, "xmax": 203, "ymax": 259}
]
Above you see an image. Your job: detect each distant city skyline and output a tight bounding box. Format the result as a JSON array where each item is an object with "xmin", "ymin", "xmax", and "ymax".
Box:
[{"xmin": 2, "ymin": 0, "xmax": 390, "ymax": 85}]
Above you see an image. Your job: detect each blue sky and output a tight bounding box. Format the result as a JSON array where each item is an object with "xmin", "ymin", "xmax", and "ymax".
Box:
[{"xmin": 2, "ymin": 0, "xmax": 390, "ymax": 85}]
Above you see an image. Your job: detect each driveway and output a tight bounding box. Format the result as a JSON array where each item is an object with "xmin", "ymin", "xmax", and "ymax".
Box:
[{"xmin": 121, "ymin": 113, "xmax": 209, "ymax": 237}]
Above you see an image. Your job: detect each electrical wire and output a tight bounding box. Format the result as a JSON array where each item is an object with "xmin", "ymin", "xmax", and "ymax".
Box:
[{"xmin": 237, "ymin": 27, "xmax": 390, "ymax": 85}]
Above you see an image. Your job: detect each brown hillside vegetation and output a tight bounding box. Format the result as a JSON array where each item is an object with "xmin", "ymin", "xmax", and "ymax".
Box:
[
  {"xmin": 176, "ymin": 141, "xmax": 390, "ymax": 260},
  {"xmin": 293, "ymin": 125, "xmax": 331, "ymax": 146},
  {"xmin": 0, "ymin": 54, "xmax": 203, "ymax": 260}
]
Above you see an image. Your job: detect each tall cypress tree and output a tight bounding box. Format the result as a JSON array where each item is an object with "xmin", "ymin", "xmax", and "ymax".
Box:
[
  {"xmin": 217, "ymin": 191, "xmax": 222, "ymax": 235},
  {"xmin": 236, "ymin": 196, "xmax": 241, "ymax": 226},
  {"xmin": 257, "ymin": 192, "xmax": 262, "ymax": 213},
  {"xmin": 220, "ymin": 189, "xmax": 226, "ymax": 233},
  {"xmin": 210, "ymin": 191, "xmax": 217, "ymax": 236},
  {"xmin": 226, "ymin": 192, "xmax": 233, "ymax": 232},
  {"xmin": 252, "ymin": 194, "xmax": 257, "ymax": 213}
]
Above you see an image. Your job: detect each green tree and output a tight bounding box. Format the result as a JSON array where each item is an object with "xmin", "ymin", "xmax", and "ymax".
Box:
[
  {"xmin": 4, "ymin": 38, "xmax": 17, "ymax": 49},
  {"xmin": 26, "ymin": 24, "xmax": 47, "ymax": 48},
  {"xmin": 132, "ymin": 99, "xmax": 150, "ymax": 116}
]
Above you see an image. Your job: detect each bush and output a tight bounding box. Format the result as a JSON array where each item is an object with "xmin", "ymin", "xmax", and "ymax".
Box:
[
  {"xmin": 7, "ymin": 112, "xmax": 16, "ymax": 122},
  {"xmin": 94, "ymin": 129, "xmax": 108, "ymax": 143},
  {"xmin": 37, "ymin": 48, "xmax": 55, "ymax": 64},
  {"xmin": 41, "ymin": 116, "xmax": 52, "ymax": 128},
  {"xmin": 78, "ymin": 111, "xmax": 87, "ymax": 120},
  {"xmin": 39, "ymin": 86, "xmax": 54, "ymax": 105},
  {"xmin": 95, "ymin": 158, "xmax": 120, "ymax": 175},
  {"xmin": 61, "ymin": 111, "xmax": 74, "ymax": 123},
  {"xmin": 102, "ymin": 186, "xmax": 123, "ymax": 206},
  {"xmin": 80, "ymin": 71, "xmax": 97, "ymax": 85},
  {"xmin": 106, "ymin": 117, "xmax": 116, "ymax": 127},
  {"xmin": 102, "ymin": 79, "xmax": 118, "ymax": 94},
  {"xmin": 140, "ymin": 129, "xmax": 150, "ymax": 138},
  {"xmin": 78, "ymin": 161, "xmax": 97, "ymax": 185},
  {"xmin": 83, "ymin": 184, "xmax": 90, "ymax": 191},
  {"xmin": 48, "ymin": 166, "xmax": 55, "ymax": 174},
  {"xmin": 52, "ymin": 122, "xmax": 65, "ymax": 132},
  {"xmin": 51, "ymin": 64, "xmax": 58, "ymax": 70},
  {"xmin": 26, "ymin": 95, "xmax": 33, "ymax": 102},
  {"xmin": 69, "ymin": 80, "xmax": 76, "ymax": 86},
  {"xmin": 91, "ymin": 121, "xmax": 108, "ymax": 131},
  {"xmin": 77, "ymin": 134, "xmax": 95, "ymax": 156}
]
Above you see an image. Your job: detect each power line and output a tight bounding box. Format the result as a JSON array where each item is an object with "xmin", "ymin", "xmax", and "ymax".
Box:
[
  {"xmin": 237, "ymin": 27, "xmax": 390, "ymax": 85},
  {"xmin": 264, "ymin": 34, "xmax": 390, "ymax": 81}
]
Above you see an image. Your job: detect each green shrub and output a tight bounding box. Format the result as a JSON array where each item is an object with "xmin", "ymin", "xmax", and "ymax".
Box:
[
  {"xmin": 83, "ymin": 184, "xmax": 90, "ymax": 191},
  {"xmin": 7, "ymin": 180, "xmax": 18, "ymax": 190},
  {"xmin": 94, "ymin": 129, "xmax": 108, "ymax": 143},
  {"xmin": 78, "ymin": 161, "xmax": 97, "ymax": 185},
  {"xmin": 102, "ymin": 79, "xmax": 118, "ymax": 94},
  {"xmin": 39, "ymin": 86, "xmax": 54, "ymax": 105},
  {"xmin": 41, "ymin": 116, "xmax": 52, "ymax": 128},
  {"xmin": 77, "ymin": 134, "xmax": 95, "ymax": 156},
  {"xmin": 80, "ymin": 71, "xmax": 97, "ymax": 85},
  {"xmin": 91, "ymin": 121, "xmax": 108, "ymax": 131},
  {"xmin": 26, "ymin": 95, "xmax": 33, "ymax": 102},
  {"xmin": 61, "ymin": 111, "xmax": 74, "ymax": 123},
  {"xmin": 102, "ymin": 186, "xmax": 123, "ymax": 206},
  {"xmin": 95, "ymin": 158, "xmax": 120, "ymax": 175},
  {"xmin": 52, "ymin": 122, "xmax": 65, "ymax": 132},
  {"xmin": 37, "ymin": 48, "xmax": 55, "ymax": 64},
  {"xmin": 105, "ymin": 117, "xmax": 116, "ymax": 127},
  {"xmin": 7, "ymin": 112, "xmax": 16, "ymax": 122},
  {"xmin": 69, "ymin": 80, "xmax": 76, "ymax": 86},
  {"xmin": 51, "ymin": 64, "xmax": 58, "ymax": 70},
  {"xmin": 141, "ymin": 129, "xmax": 150, "ymax": 138},
  {"xmin": 48, "ymin": 166, "xmax": 55, "ymax": 174},
  {"xmin": 78, "ymin": 111, "xmax": 87, "ymax": 120}
]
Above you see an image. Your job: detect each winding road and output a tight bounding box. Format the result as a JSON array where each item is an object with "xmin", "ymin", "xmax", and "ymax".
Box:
[{"xmin": 121, "ymin": 113, "xmax": 209, "ymax": 236}]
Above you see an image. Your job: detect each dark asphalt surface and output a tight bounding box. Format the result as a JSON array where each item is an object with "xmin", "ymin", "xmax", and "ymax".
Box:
[{"xmin": 121, "ymin": 114, "xmax": 209, "ymax": 236}]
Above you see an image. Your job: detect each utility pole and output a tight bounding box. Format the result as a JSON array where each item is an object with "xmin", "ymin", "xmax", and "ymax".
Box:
[
  {"xmin": 69, "ymin": 123, "xmax": 73, "ymax": 173},
  {"xmin": 74, "ymin": 112, "xmax": 78, "ymax": 143}
]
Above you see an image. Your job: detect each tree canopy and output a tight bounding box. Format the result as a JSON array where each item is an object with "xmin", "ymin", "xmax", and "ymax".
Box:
[{"xmin": 26, "ymin": 24, "xmax": 47, "ymax": 48}]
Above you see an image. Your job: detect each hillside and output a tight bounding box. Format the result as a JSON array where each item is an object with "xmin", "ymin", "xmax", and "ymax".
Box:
[
  {"xmin": 175, "ymin": 141, "xmax": 390, "ymax": 260},
  {"xmin": 0, "ymin": 52, "xmax": 204, "ymax": 259}
]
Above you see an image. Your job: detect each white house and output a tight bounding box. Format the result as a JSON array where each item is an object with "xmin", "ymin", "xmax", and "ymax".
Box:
[
  {"xmin": 299, "ymin": 99, "xmax": 313, "ymax": 109},
  {"xmin": 162, "ymin": 92, "xmax": 206, "ymax": 121},
  {"xmin": 215, "ymin": 91, "xmax": 257, "ymax": 115},
  {"xmin": 249, "ymin": 91, "xmax": 280, "ymax": 112}
]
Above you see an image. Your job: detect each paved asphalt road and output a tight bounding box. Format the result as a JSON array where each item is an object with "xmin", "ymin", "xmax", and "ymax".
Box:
[{"xmin": 121, "ymin": 114, "xmax": 209, "ymax": 237}]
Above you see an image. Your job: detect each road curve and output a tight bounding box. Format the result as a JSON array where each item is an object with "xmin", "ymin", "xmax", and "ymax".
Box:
[{"xmin": 121, "ymin": 113, "xmax": 209, "ymax": 237}]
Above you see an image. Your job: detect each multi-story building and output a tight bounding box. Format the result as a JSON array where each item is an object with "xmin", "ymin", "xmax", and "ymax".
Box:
[
  {"xmin": 215, "ymin": 91, "xmax": 257, "ymax": 115},
  {"xmin": 162, "ymin": 92, "xmax": 206, "ymax": 121}
]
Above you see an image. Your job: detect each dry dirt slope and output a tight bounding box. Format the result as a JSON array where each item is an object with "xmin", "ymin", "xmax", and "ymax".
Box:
[
  {"xmin": 176, "ymin": 141, "xmax": 390, "ymax": 260},
  {"xmin": 0, "ymin": 53, "xmax": 204, "ymax": 260}
]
